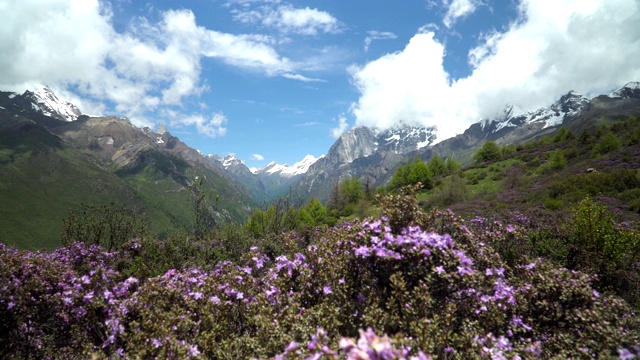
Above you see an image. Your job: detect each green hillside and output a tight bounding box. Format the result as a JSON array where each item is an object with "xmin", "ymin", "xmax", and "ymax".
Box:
[{"xmin": 0, "ymin": 113, "xmax": 253, "ymax": 250}]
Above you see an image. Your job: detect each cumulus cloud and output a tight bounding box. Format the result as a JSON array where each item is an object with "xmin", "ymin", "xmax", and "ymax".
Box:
[
  {"xmin": 172, "ymin": 113, "xmax": 228, "ymax": 138},
  {"xmin": 0, "ymin": 0, "xmax": 310, "ymax": 132},
  {"xmin": 364, "ymin": 31, "xmax": 397, "ymax": 52},
  {"xmin": 232, "ymin": 2, "xmax": 342, "ymax": 35},
  {"xmin": 443, "ymin": 0, "xmax": 482, "ymax": 28},
  {"xmin": 330, "ymin": 115, "xmax": 349, "ymax": 138},
  {"xmin": 251, "ymin": 153, "xmax": 265, "ymax": 160},
  {"xmin": 350, "ymin": 0, "xmax": 640, "ymax": 143}
]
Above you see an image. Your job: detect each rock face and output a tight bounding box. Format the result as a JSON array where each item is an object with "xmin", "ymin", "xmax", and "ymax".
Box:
[{"xmin": 293, "ymin": 126, "xmax": 437, "ymax": 201}]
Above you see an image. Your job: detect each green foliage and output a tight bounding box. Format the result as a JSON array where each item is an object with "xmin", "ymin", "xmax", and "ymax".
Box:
[
  {"xmin": 428, "ymin": 174, "xmax": 468, "ymax": 207},
  {"xmin": 502, "ymin": 144, "xmax": 516, "ymax": 155},
  {"xmin": 548, "ymin": 169, "xmax": 640, "ymax": 202},
  {"xmin": 553, "ymin": 127, "xmax": 574, "ymax": 142},
  {"xmin": 563, "ymin": 197, "xmax": 640, "ymax": 306},
  {"xmin": 539, "ymin": 149, "xmax": 567, "ymax": 174},
  {"xmin": 60, "ymin": 203, "xmax": 150, "ymax": 251},
  {"xmin": 328, "ymin": 177, "xmax": 365, "ymax": 216},
  {"xmin": 389, "ymin": 158, "xmax": 432, "ymax": 190},
  {"xmin": 445, "ymin": 157, "xmax": 462, "ymax": 174},
  {"xmin": 592, "ymin": 132, "xmax": 622, "ymax": 157},
  {"xmin": 188, "ymin": 176, "xmax": 217, "ymax": 240},
  {"xmin": 427, "ymin": 155, "xmax": 446, "ymax": 177},
  {"xmin": 474, "ymin": 141, "xmax": 502, "ymax": 164}
]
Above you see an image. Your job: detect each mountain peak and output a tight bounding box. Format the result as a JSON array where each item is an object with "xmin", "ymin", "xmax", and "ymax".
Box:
[
  {"xmin": 222, "ymin": 154, "xmax": 243, "ymax": 169},
  {"xmin": 257, "ymin": 155, "xmax": 320, "ymax": 177},
  {"xmin": 609, "ymin": 81, "xmax": 640, "ymax": 99},
  {"xmin": 23, "ymin": 85, "xmax": 82, "ymax": 121}
]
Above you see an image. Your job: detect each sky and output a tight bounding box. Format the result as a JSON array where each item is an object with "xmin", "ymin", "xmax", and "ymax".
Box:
[{"xmin": 1, "ymin": 0, "xmax": 640, "ymax": 169}]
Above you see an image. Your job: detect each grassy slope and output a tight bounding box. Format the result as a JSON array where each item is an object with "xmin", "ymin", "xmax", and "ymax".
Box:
[
  {"xmin": 415, "ymin": 117, "xmax": 640, "ymax": 222},
  {"xmin": 0, "ymin": 148, "xmax": 148, "ymax": 250}
]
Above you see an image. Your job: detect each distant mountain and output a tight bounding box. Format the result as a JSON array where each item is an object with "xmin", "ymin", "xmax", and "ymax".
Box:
[
  {"xmin": 293, "ymin": 83, "xmax": 640, "ymax": 201},
  {"xmin": 0, "ymin": 87, "xmax": 254, "ymax": 249},
  {"xmin": 207, "ymin": 153, "xmax": 320, "ymax": 202},
  {"xmin": 294, "ymin": 126, "xmax": 437, "ymax": 201}
]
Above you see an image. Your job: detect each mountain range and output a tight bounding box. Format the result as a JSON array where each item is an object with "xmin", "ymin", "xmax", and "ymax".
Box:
[{"xmin": 1, "ymin": 82, "xmax": 639, "ymax": 248}]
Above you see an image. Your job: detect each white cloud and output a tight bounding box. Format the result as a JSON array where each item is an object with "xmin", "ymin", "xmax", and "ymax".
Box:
[
  {"xmin": 364, "ymin": 31, "xmax": 397, "ymax": 52},
  {"xmin": 350, "ymin": 0, "xmax": 640, "ymax": 143},
  {"xmin": 330, "ymin": 115, "xmax": 349, "ymax": 138},
  {"xmin": 233, "ymin": 3, "xmax": 342, "ymax": 35},
  {"xmin": 281, "ymin": 73, "xmax": 326, "ymax": 82},
  {"xmin": 0, "ymin": 0, "xmax": 300, "ymax": 128},
  {"xmin": 251, "ymin": 153, "xmax": 265, "ymax": 160},
  {"xmin": 443, "ymin": 0, "xmax": 482, "ymax": 28},
  {"xmin": 173, "ymin": 113, "xmax": 228, "ymax": 138}
]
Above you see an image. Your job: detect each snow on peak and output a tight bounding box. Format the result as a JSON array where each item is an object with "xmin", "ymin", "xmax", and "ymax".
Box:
[
  {"xmin": 222, "ymin": 154, "xmax": 243, "ymax": 169},
  {"xmin": 258, "ymin": 155, "xmax": 320, "ymax": 177},
  {"xmin": 608, "ymin": 82, "xmax": 640, "ymax": 99},
  {"xmin": 27, "ymin": 86, "xmax": 82, "ymax": 121},
  {"xmin": 480, "ymin": 90, "xmax": 589, "ymax": 133}
]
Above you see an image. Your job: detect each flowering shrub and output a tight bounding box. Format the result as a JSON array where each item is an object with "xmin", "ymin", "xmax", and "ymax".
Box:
[{"xmin": 2, "ymin": 203, "xmax": 640, "ymax": 358}]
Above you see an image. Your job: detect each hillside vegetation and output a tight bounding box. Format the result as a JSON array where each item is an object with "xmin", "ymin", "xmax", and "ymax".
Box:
[{"xmin": 2, "ymin": 116, "xmax": 640, "ymax": 358}]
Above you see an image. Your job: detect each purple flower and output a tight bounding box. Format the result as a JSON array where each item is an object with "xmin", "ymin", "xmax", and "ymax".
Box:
[
  {"xmin": 285, "ymin": 341, "xmax": 299, "ymax": 353},
  {"xmin": 618, "ymin": 348, "xmax": 636, "ymax": 360},
  {"xmin": 152, "ymin": 338, "xmax": 162, "ymax": 348},
  {"xmin": 188, "ymin": 344, "xmax": 200, "ymax": 356},
  {"xmin": 323, "ymin": 285, "xmax": 332, "ymax": 295},
  {"xmin": 435, "ymin": 266, "xmax": 445, "ymax": 274},
  {"xmin": 506, "ymin": 224, "xmax": 515, "ymax": 233}
]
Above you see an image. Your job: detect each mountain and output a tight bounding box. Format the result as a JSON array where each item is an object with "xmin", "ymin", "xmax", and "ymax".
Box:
[
  {"xmin": 207, "ymin": 153, "xmax": 320, "ymax": 202},
  {"xmin": 293, "ymin": 83, "xmax": 640, "ymax": 201},
  {"xmin": 0, "ymin": 87, "xmax": 254, "ymax": 250},
  {"xmin": 22, "ymin": 86, "xmax": 82, "ymax": 121},
  {"xmin": 294, "ymin": 126, "xmax": 437, "ymax": 201}
]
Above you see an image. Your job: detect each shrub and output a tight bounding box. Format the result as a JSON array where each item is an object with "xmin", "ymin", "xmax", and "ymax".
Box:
[
  {"xmin": 3, "ymin": 194, "xmax": 640, "ymax": 358},
  {"xmin": 60, "ymin": 203, "xmax": 150, "ymax": 251},
  {"xmin": 474, "ymin": 141, "xmax": 502, "ymax": 164}
]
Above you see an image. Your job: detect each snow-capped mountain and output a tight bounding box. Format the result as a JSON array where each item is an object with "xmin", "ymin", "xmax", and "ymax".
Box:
[
  {"xmin": 609, "ymin": 81, "xmax": 640, "ymax": 99},
  {"xmin": 293, "ymin": 83, "xmax": 640, "ymax": 201},
  {"xmin": 22, "ymin": 86, "xmax": 83, "ymax": 121},
  {"xmin": 377, "ymin": 126, "xmax": 438, "ymax": 153},
  {"xmin": 257, "ymin": 154, "xmax": 320, "ymax": 178},
  {"xmin": 480, "ymin": 91, "xmax": 590, "ymax": 134},
  {"xmin": 207, "ymin": 153, "xmax": 321, "ymax": 201}
]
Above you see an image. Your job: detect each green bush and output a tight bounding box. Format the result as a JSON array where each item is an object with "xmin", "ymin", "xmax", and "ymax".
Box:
[{"xmin": 60, "ymin": 203, "xmax": 150, "ymax": 251}]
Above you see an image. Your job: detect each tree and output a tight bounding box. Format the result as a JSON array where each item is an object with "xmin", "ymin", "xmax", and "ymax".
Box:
[
  {"xmin": 303, "ymin": 197, "xmax": 328, "ymax": 226},
  {"xmin": 474, "ymin": 141, "xmax": 501, "ymax": 164},
  {"xmin": 188, "ymin": 176, "xmax": 215, "ymax": 240},
  {"xmin": 428, "ymin": 155, "xmax": 446, "ymax": 177},
  {"xmin": 445, "ymin": 157, "xmax": 462, "ymax": 174},
  {"xmin": 389, "ymin": 158, "xmax": 433, "ymax": 190}
]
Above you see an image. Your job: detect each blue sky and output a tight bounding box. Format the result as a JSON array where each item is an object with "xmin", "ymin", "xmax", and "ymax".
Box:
[{"xmin": 2, "ymin": 1, "xmax": 640, "ymax": 168}]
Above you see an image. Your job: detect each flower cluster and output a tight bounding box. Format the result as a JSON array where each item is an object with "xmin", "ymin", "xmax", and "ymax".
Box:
[{"xmin": 2, "ymin": 208, "xmax": 639, "ymax": 359}]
